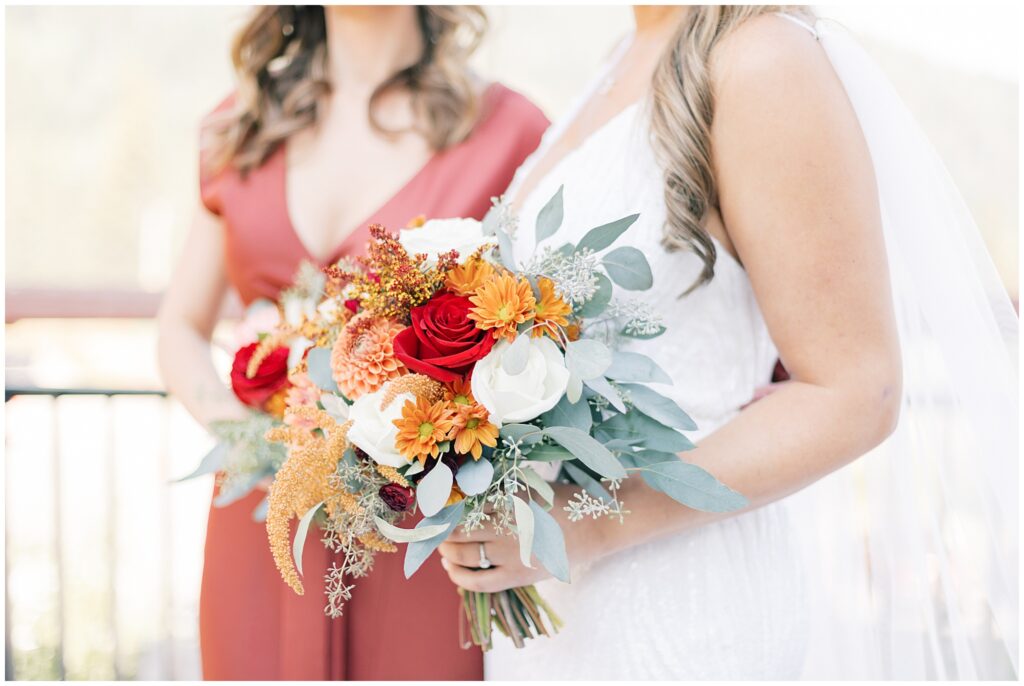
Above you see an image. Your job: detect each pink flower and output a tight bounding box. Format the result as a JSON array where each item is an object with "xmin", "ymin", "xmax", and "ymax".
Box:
[{"xmin": 284, "ymin": 371, "xmax": 322, "ymax": 429}]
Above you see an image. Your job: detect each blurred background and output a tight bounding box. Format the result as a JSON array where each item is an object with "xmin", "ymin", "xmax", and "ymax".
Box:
[{"xmin": 4, "ymin": 4, "xmax": 1018, "ymax": 680}]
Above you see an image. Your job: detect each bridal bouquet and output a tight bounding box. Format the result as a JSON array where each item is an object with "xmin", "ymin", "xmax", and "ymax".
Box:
[
  {"xmin": 180, "ymin": 263, "xmax": 326, "ymax": 520},
  {"xmin": 264, "ymin": 191, "xmax": 747, "ymax": 649}
]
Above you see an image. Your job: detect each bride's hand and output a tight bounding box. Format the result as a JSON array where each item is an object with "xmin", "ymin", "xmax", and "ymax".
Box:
[{"xmin": 437, "ymin": 483, "xmax": 605, "ymax": 593}]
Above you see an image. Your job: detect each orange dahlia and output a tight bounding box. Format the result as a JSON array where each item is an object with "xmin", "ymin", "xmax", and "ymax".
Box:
[
  {"xmin": 531, "ymin": 276, "xmax": 572, "ymax": 339},
  {"xmin": 330, "ymin": 312, "xmax": 405, "ymax": 399},
  {"xmin": 393, "ymin": 397, "xmax": 456, "ymax": 464},
  {"xmin": 468, "ymin": 272, "xmax": 536, "ymax": 343},
  {"xmin": 445, "ymin": 258, "xmax": 495, "ymax": 297}
]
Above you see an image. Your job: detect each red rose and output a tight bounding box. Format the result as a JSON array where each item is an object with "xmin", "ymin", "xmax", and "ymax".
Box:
[
  {"xmin": 379, "ymin": 483, "xmax": 415, "ymax": 512},
  {"xmin": 230, "ymin": 342, "xmax": 291, "ymax": 410},
  {"xmin": 393, "ymin": 293, "xmax": 495, "ymax": 382}
]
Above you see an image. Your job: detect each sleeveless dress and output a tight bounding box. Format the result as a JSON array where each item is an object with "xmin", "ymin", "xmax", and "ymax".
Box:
[
  {"xmin": 485, "ymin": 35, "xmax": 811, "ymax": 680},
  {"xmin": 198, "ymin": 83, "xmax": 548, "ymax": 680}
]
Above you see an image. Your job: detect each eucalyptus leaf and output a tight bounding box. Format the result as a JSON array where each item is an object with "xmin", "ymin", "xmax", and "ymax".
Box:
[
  {"xmin": 583, "ymin": 375, "xmax": 627, "ymax": 413},
  {"xmin": 512, "ymin": 495, "xmax": 535, "ymax": 568},
  {"xmin": 598, "ymin": 412, "xmax": 695, "ymax": 453},
  {"xmin": 404, "ymin": 501, "xmax": 466, "ymax": 578},
  {"xmin": 529, "ymin": 500, "xmax": 570, "ymax": 583},
  {"xmin": 565, "ymin": 372, "xmax": 584, "ymax": 404},
  {"xmin": 251, "ymin": 495, "xmax": 270, "ymax": 522},
  {"xmin": 562, "ymin": 461, "xmax": 612, "ymax": 500},
  {"xmin": 293, "ymin": 501, "xmax": 323, "ymax": 577},
  {"xmin": 455, "ymin": 457, "xmax": 494, "ymax": 496},
  {"xmin": 577, "ymin": 272, "xmax": 613, "ymax": 318},
  {"xmin": 502, "ymin": 333, "xmax": 532, "ymax": 375},
  {"xmin": 535, "ymin": 185, "xmax": 565, "ymax": 245},
  {"xmin": 320, "ymin": 393, "xmax": 351, "ymax": 422},
  {"xmin": 403, "ymin": 460, "xmax": 425, "ymax": 477},
  {"xmin": 604, "ymin": 351, "xmax": 672, "ymax": 385},
  {"xmin": 619, "ymin": 383, "xmax": 698, "ymax": 430},
  {"xmin": 519, "ymin": 466, "xmax": 555, "ymax": 506},
  {"xmin": 524, "ymin": 444, "xmax": 574, "ymax": 462},
  {"xmin": 483, "ymin": 202, "xmax": 518, "ymax": 270},
  {"xmin": 416, "ymin": 461, "xmax": 454, "ymax": 517},
  {"xmin": 499, "ymin": 423, "xmax": 544, "ymax": 446},
  {"xmin": 541, "ymin": 395, "xmax": 592, "ymax": 433},
  {"xmin": 175, "ymin": 442, "xmax": 227, "ymax": 482},
  {"xmin": 564, "ymin": 339, "xmax": 612, "ymax": 380},
  {"xmin": 374, "ymin": 516, "xmax": 452, "ymax": 543},
  {"xmin": 495, "ymin": 224, "xmax": 517, "ymax": 271},
  {"xmin": 306, "ymin": 346, "xmax": 340, "ymax": 393},
  {"xmin": 620, "ymin": 324, "xmax": 667, "ymax": 340},
  {"xmin": 213, "ymin": 470, "xmax": 265, "ymax": 507},
  {"xmin": 543, "ymin": 426, "xmax": 626, "ymax": 480},
  {"xmin": 602, "ymin": 246, "xmax": 654, "ymax": 290},
  {"xmin": 640, "ymin": 460, "xmax": 748, "ymax": 512},
  {"xmin": 603, "ymin": 438, "xmax": 645, "ymax": 452},
  {"xmin": 631, "ymin": 450, "xmax": 681, "ymax": 467},
  {"xmin": 481, "ymin": 202, "xmax": 500, "ymax": 236},
  {"xmin": 576, "ymin": 213, "xmax": 639, "ymax": 253}
]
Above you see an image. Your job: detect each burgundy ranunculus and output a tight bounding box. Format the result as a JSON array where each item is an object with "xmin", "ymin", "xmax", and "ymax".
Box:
[
  {"xmin": 392, "ymin": 292, "xmax": 495, "ymax": 382},
  {"xmin": 230, "ymin": 342, "xmax": 291, "ymax": 410},
  {"xmin": 379, "ymin": 483, "xmax": 415, "ymax": 512}
]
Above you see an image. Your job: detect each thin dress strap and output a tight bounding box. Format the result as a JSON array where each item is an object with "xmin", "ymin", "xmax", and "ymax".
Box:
[{"xmin": 775, "ymin": 12, "xmax": 820, "ymax": 40}]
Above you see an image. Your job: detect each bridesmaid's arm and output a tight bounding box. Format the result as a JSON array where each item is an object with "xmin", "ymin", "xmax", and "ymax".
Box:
[
  {"xmin": 157, "ymin": 203, "xmax": 249, "ymax": 429},
  {"xmin": 440, "ymin": 16, "xmax": 902, "ymax": 592}
]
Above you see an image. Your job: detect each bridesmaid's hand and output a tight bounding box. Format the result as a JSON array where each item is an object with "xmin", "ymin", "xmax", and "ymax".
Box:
[{"xmin": 438, "ymin": 483, "xmax": 606, "ymax": 593}]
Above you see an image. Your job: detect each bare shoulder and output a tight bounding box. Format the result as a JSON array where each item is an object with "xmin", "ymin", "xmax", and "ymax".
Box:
[{"xmin": 711, "ymin": 13, "xmax": 839, "ymax": 105}]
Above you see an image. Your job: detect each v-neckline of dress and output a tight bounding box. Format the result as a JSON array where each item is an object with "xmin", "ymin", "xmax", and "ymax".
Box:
[
  {"xmin": 278, "ymin": 139, "xmax": 442, "ymax": 266},
  {"xmin": 278, "ymin": 82, "xmax": 503, "ymax": 266}
]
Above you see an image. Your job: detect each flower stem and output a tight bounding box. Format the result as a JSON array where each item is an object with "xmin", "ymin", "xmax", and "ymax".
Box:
[{"xmin": 458, "ymin": 585, "xmax": 560, "ymax": 651}]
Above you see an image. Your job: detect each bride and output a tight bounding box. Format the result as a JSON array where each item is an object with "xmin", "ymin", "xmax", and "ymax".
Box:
[{"xmin": 438, "ymin": 5, "xmax": 1018, "ymax": 680}]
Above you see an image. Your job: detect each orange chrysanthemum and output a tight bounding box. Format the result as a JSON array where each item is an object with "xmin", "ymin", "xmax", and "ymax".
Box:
[
  {"xmin": 531, "ymin": 276, "xmax": 572, "ymax": 339},
  {"xmin": 330, "ymin": 312, "xmax": 405, "ymax": 399},
  {"xmin": 445, "ymin": 378, "xmax": 498, "ymax": 460},
  {"xmin": 393, "ymin": 397, "xmax": 455, "ymax": 464},
  {"xmin": 445, "ymin": 258, "xmax": 495, "ymax": 297},
  {"xmin": 444, "ymin": 377, "xmax": 476, "ymax": 407},
  {"xmin": 451, "ymin": 403, "xmax": 499, "ymax": 460},
  {"xmin": 468, "ymin": 272, "xmax": 536, "ymax": 343}
]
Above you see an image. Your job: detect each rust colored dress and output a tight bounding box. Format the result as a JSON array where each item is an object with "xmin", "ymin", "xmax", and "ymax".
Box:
[{"xmin": 198, "ymin": 84, "xmax": 548, "ymax": 680}]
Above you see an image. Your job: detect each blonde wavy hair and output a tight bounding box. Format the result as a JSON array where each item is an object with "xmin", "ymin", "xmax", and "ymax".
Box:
[
  {"xmin": 650, "ymin": 5, "xmax": 813, "ymax": 292},
  {"xmin": 205, "ymin": 5, "xmax": 487, "ymax": 175}
]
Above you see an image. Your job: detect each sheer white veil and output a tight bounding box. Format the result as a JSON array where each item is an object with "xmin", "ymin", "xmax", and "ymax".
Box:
[{"xmin": 777, "ymin": 15, "xmax": 1018, "ymax": 679}]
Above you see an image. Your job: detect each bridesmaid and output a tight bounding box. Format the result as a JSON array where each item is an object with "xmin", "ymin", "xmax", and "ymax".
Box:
[{"xmin": 157, "ymin": 6, "xmax": 548, "ymax": 680}]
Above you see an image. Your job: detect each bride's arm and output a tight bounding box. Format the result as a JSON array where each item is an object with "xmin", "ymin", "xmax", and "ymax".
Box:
[
  {"xmin": 157, "ymin": 204, "xmax": 249, "ymax": 428},
  {"xmin": 439, "ymin": 17, "xmax": 902, "ymax": 591}
]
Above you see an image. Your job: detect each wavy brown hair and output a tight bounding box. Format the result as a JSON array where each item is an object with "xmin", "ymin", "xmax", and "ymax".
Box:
[
  {"xmin": 205, "ymin": 5, "xmax": 488, "ymax": 175},
  {"xmin": 649, "ymin": 6, "xmax": 813, "ymax": 292}
]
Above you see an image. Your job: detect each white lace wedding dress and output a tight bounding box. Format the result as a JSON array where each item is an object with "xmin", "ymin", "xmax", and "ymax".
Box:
[
  {"xmin": 487, "ymin": 13, "xmax": 1018, "ymax": 681},
  {"xmin": 484, "ymin": 27, "xmax": 812, "ymax": 683}
]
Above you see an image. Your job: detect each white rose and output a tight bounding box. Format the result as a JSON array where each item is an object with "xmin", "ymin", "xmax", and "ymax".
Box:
[
  {"xmin": 471, "ymin": 336, "xmax": 570, "ymax": 426},
  {"xmin": 346, "ymin": 386, "xmax": 415, "ymax": 468},
  {"xmin": 398, "ymin": 217, "xmax": 494, "ymax": 265}
]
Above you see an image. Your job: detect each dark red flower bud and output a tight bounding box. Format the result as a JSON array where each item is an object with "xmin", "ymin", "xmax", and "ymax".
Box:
[{"xmin": 379, "ymin": 483, "xmax": 414, "ymax": 512}]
